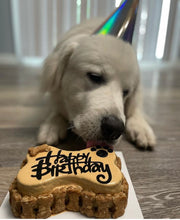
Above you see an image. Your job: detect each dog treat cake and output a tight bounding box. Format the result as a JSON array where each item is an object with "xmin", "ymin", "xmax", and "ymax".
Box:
[{"xmin": 9, "ymin": 144, "xmax": 128, "ymax": 218}]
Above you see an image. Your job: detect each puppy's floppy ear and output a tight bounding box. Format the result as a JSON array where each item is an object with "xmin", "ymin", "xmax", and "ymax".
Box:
[{"xmin": 41, "ymin": 41, "xmax": 78, "ymax": 92}]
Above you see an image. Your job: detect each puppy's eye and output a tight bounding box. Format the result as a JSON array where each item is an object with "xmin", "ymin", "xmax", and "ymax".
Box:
[
  {"xmin": 123, "ymin": 90, "xmax": 129, "ymax": 97},
  {"xmin": 87, "ymin": 72, "xmax": 105, "ymax": 84}
]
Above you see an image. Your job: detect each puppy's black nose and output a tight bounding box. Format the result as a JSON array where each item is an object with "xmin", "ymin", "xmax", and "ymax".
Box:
[{"xmin": 101, "ymin": 115, "xmax": 125, "ymax": 141}]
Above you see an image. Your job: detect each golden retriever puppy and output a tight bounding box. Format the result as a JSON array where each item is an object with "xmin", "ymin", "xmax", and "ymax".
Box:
[{"xmin": 38, "ymin": 19, "xmax": 156, "ymax": 149}]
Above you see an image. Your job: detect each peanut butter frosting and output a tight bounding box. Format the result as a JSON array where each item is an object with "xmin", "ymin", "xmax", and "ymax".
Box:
[{"xmin": 17, "ymin": 144, "xmax": 123, "ymax": 196}]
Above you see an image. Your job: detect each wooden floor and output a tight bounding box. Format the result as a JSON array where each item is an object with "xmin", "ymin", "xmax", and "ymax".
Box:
[{"xmin": 0, "ymin": 63, "xmax": 180, "ymax": 218}]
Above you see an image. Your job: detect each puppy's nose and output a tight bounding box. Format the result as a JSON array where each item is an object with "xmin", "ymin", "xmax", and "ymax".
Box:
[{"xmin": 101, "ymin": 115, "xmax": 125, "ymax": 141}]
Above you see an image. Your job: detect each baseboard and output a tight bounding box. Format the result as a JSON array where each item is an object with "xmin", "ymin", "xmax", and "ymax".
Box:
[
  {"xmin": 0, "ymin": 54, "xmax": 44, "ymax": 67},
  {"xmin": 0, "ymin": 54, "xmax": 179, "ymax": 70},
  {"xmin": 0, "ymin": 53, "xmax": 19, "ymax": 65},
  {"xmin": 139, "ymin": 60, "xmax": 180, "ymax": 70},
  {"xmin": 21, "ymin": 57, "xmax": 44, "ymax": 67}
]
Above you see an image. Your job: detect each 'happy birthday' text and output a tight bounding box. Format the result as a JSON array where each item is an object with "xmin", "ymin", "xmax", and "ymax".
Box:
[{"xmin": 31, "ymin": 150, "xmax": 112, "ymax": 184}]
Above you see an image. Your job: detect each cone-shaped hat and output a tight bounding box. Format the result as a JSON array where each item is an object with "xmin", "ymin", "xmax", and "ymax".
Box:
[{"xmin": 93, "ymin": 0, "xmax": 139, "ymax": 43}]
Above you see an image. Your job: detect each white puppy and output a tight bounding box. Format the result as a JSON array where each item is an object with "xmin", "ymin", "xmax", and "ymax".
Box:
[{"xmin": 38, "ymin": 19, "xmax": 156, "ymax": 149}]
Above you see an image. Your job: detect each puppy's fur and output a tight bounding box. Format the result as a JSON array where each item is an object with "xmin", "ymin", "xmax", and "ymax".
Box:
[{"xmin": 38, "ymin": 19, "xmax": 156, "ymax": 149}]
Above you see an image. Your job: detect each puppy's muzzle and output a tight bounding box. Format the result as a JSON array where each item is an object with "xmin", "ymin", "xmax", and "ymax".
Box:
[{"xmin": 101, "ymin": 115, "xmax": 125, "ymax": 141}]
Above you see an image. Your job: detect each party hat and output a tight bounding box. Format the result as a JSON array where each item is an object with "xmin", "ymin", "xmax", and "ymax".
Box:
[{"xmin": 93, "ymin": 0, "xmax": 139, "ymax": 43}]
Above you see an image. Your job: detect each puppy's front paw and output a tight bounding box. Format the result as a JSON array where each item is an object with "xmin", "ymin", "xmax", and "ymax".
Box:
[
  {"xmin": 38, "ymin": 123, "xmax": 59, "ymax": 145},
  {"xmin": 126, "ymin": 116, "xmax": 156, "ymax": 149},
  {"xmin": 37, "ymin": 115, "xmax": 68, "ymax": 145}
]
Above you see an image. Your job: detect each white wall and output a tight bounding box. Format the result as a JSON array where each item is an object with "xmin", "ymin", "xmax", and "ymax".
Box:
[{"xmin": 0, "ymin": 0, "xmax": 14, "ymax": 53}]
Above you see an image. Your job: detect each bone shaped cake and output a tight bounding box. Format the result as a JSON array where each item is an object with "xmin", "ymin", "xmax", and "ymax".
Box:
[{"xmin": 9, "ymin": 144, "xmax": 128, "ymax": 218}]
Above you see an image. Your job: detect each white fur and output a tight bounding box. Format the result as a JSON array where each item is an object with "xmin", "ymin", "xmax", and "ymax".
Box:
[{"xmin": 38, "ymin": 19, "xmax": 156, "ymax": 148}]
